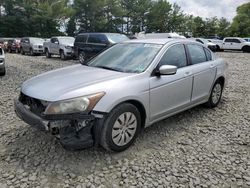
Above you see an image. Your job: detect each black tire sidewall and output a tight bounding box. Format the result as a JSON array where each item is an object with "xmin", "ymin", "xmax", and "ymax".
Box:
[
  {"xmin": 207, "ymin": 81, "xmax": 223, "ymax": 108},
  {"xmin": 79, "ymin": 51, "xmax": 85, "ymax": 64},
  {"xmin": 100, "ymin": 103, "xmax": 141, "ymax": 152}
]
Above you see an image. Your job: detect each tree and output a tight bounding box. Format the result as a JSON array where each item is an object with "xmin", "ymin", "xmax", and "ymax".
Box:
[{"xmin": 230, "ymin": 2, "xmax": 250, "ymax": 37}]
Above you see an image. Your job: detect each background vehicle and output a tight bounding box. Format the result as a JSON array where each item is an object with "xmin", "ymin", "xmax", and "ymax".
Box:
[
  {"xmin": 219, "ymin": 37, "xmax": 250, "ymax": 52},
  {"xmin": 244, "ymin": 38, "xmax": 250, "ymax": 42},
  {"xmin": 20, "ymin": 37, "xmax": 45, "ymax": 55},
  {"xmin": 7, "ymin": 38, "xmax": 21, "ymax": 53},
  {"xmin": 192, "ymin": 38, "xmax": 217, "ymax": 51},
  {"xmin": 74, "ymin": 33, "xmax": 129, "ymax": 64},
  {"xmin": 43, "ymin": 37, "xmax": 75, "ymax": 60},
  {"xmin": 0, "ymin": 48, "xmax": 6, "ymax": 76},
  {"xmin": 15, "ymin": 39, "xmax": 227, "ymax": 152}
]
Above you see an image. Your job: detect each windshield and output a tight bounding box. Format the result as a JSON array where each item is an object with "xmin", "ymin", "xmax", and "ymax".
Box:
[
  {"xmin": 88, "ymin": 43, "xmax": 162, "ymax": 73},
  {"xmin": 30, "ymin": 38, "xmax": 44, "ymax": 43},
  {"xmin": 106, "ymin": 34, "xmax": 129, "ymax": 43},
  {"xmin": 59, "ymin": 37, "xmax": 75, "ymax": 44}
]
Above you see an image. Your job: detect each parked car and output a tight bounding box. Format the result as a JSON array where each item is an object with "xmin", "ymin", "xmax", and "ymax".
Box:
[
  {"xmin": 207, "ymin": 39, "xmax": 224, "ymax": 51},
  {"xmin": 218, "ymin": 37, "xmax": 250, "ymax": 52},
  {"xmin": 20, "ymin": 37, "xmax": 45, "ymax": 55},
  {"xmin": 7, "ymin": 38, "xmax": 21, "ymax": 53},
  {"xmin": 244, "ymin": 38, "xmax": 250, "ymax": 42},
  {"xmin": 74, "ymin": 33, "xmax": 129, "ymax": 64},
  {"xmin": 14, "ymin": 39, "xmax": 227, "ymax": 152},
  {"xmin": 191, "ymin": 38, "xmax": 217, "ymax": 51},
  {"xmin": 0, "ymin": 48, "xmax": 6, "ymax": 76},
  {"xmin": 43, "ymin": 37, "xmax": 75, "ymax": 60}
]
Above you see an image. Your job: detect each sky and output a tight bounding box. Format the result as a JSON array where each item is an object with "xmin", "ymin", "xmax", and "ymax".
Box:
[{"xmin": 168, "ymin": 0, "xmax": 249, "ymax": 21}]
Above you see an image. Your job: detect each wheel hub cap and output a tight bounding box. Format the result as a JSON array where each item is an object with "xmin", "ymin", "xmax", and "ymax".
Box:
[
  {"xmin": 112, "ymin": 112, "xmax": 137, "ymax": 146},
  {"xmin": 212, "ymin": 83, "xmax": 222, "ymax": 104}
]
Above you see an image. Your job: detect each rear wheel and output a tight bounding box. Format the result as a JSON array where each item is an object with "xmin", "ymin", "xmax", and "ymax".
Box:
[
  {"xmin": 205, "ymin": 81, "xmax": 223, "ymax": 108},
  {"xmin": 100, "ymin": 103, "xmax": 141, "ymax": 152},
  {"xmin": 79, "ymin": 51, "xmax": 86, "ymax": 64}
]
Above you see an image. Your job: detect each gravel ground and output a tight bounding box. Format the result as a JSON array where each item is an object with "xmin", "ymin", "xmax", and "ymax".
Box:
[{"xmin": 0, "ymin": 52, "xmax": 249, "ymax": 188}]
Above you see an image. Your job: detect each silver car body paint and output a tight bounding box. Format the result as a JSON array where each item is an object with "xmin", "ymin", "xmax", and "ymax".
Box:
[{"xmin": 21, "ymin": 39, "xmax": 228, "ymax": 128}]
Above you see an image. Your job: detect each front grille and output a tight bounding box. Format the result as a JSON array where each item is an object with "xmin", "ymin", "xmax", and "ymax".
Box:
[{"xmin": 19, "ymin": 93, "xmax": 47, "ymax": 116}]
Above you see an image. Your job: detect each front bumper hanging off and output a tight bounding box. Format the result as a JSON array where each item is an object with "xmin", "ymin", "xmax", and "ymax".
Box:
[{"xmin": 14, "ymin": 99, "xmax": 99, "ymax": 150}]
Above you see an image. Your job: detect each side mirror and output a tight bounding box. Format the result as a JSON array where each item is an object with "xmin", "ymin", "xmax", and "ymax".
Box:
[{"xmin": 158, "ymin": 65, "xmax": 177, "ymax": 75}]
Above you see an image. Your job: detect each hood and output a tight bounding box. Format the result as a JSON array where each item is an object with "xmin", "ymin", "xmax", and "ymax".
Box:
[
  {"xmin": 207, "ymin": 42, "xmax": 216, "ymax": 46},
  {"xmin": 22, "ymin": 65, "xmax": 131, "ymax": 101},
  {"xmin": 61, "ymin": 42, "xmax": 74, "ymax": 47}
]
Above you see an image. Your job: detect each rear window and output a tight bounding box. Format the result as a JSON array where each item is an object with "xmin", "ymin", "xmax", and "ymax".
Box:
[
  {"xmin": 75, "ymin": 34, "xmax": 88, "ymax": 43},
  {"xmin": 187, "ymin": 44, "xmax": 207, "ymax": 65},
  {"xmin": 204, "ymin": 48, "xmax": 212, "ymax": 61},
  {"xmin": 88, "ymin": 34, "xmax": 108, "ymax": 44}
]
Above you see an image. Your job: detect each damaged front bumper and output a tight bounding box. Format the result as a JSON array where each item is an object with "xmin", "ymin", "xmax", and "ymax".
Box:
[{"xmin": 14, "ymin": 99, "xmax": 102, "ymax": 150}]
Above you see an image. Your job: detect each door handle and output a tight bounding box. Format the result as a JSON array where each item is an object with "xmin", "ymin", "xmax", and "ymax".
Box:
[
  {"xmin": 184, "ymin": 72, "xmax": 192, "ymax": 76},
  {"xmin": 210, "ymin": 64, "xmax": 215, "ymax": 68}
]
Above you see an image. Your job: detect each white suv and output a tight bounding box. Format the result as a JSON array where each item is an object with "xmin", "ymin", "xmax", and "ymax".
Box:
[{"xmin": 0, "ymin": 48, "xmax": 5, "ymax": 76}]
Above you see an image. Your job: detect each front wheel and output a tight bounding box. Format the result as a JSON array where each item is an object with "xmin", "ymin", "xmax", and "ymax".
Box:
[
  {"xmin": 0, "ymin": 67, "xmax": 6, "ymax": 76},
  {"xmin": 20, "ymin": 48, "xmax": 25, "ymax": 55},
  {"xmin": 30, "ymin": 48, "xmax": 34, "ymax": 56},
  {"xmin": 205, "ymin": 81, "xmax": 223, "ymax": 108},
  {"xmin": 100, "ymin": 103, "xmax": 141, "ymax": 152},
  {"xmin": 45, "ymin": 49, "xmax": 51, "ymax": 58},
  {"xmin": 60, "ymin": 50, "xmax": 66, "ymax": 60}
]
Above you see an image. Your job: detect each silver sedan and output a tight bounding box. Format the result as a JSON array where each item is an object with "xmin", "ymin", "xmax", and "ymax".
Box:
[{"xmin": 15, "ymin": 39, "xmax": 228, "ymax": 152}]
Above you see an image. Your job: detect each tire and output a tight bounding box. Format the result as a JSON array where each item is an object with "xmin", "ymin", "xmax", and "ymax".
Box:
[
  {"xmin": 0, "ymin": 67, "xmax": 6, "ymax": 76},
  {"xmin": 205, "ymin": 80, "xmax": 223, "ymax": 108},
  {"xmin": 79, "ymin": 51, "xmax": 86, "ymax": 64},
  {"xmin": 45, "ymin": 49, "xmax": 51, "ymax": 58},
  {"xmin": 20, "ymin": 48, "xmax": 25, "ymax": 55},
  {"xmin": 30, "ymin": 48, "xmax": 34, "ymax": 56},
  {"xmin": 100, "ymin": 103, "xmax": 141, "ymax": 152},
  {"xmin": 15, "ymin": 48, "xmax": 19, "ymax": 53},
  {"xmin": 242, "ymin": 46, "xmax": 250, "ymax": 53},
  {"xmin": 60, "ymin": 50, "xmax": 66, "ymax": 60}
]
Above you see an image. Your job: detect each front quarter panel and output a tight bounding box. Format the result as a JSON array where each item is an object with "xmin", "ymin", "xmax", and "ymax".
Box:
[{"xmin": 93, "ymin": 74, "xmax": 150, "ymax": 121}]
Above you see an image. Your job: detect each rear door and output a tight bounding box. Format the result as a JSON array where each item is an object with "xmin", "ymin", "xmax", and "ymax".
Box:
[
  {"xmin": 86, "ymin": 34, "xmax": 109, "ymax": 58},
  {"xmin": 186, "ymin": 44, "xmax": 216, "ymax": 102}
]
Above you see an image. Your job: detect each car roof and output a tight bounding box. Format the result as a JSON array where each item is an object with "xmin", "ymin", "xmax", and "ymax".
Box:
[
  {"xmin": 123, "ymin": 38, "xmax": 186, "ymax": 45},
  {"xmin": 77, "ymin": 33, "xmax": 125, "ymax": 36}
]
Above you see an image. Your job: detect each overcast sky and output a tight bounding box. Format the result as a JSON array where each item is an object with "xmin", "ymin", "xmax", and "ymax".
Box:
[{"xmin": 168, "ymin": 0, "xmax": 249, "ymax": 21}]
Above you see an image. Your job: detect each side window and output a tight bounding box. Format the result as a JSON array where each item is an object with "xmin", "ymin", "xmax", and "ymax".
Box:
[
  {"xmin": 204, "ymin": 48, "xmax": 212, "ymax": 61},
  {"xmin": 224, "ymin": 39, "xmax": 231, "ymax": 43},
  {"xmin": 233, "ymin": 39, "xmax": 241, "ymax": 43},
  {"xmin": 88, "ymin": 34, "xmax": 107, "ymax": 44},
  {"xmin": 75, "ymin": 35, "xmax": 87, "ymax": 43},
  {"xmin": 187, "ymin": 44, "xmax": 207, "ymax": 65},
  {"xmin": 51, "ymin": 38, "xmax": 56, "ymax": 43},
  {"xmin": 159, "ymin": 44, "xmax": 187, "ymax": 68}
]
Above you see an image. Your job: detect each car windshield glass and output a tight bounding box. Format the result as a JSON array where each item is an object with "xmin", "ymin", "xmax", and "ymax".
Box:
[
  {"xmin": 30, "ymin": 38, "xmax": 44, "ymax": 43},
  {"xmin": 106, "ymin": 34, "xmax": 129, "ymax": 43},
  {"xmin": 87, "ymin": 43, "xmax": 162, "ymax": 73},
  {"xmin": 59, "ymin": 37, "xmax": 75, "ymax": 44}
]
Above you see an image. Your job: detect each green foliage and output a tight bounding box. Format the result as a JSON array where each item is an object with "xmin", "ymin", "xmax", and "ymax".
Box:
[
  {"xmin": 230, "ymin": 2, "xmax": 250, "ymax": 37},
  {"xmin": 0, "ymin": 0, "xmax": 249, "ymax": 38}
]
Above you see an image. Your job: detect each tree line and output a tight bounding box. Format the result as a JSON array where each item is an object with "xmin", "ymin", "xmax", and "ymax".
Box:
[{"xmin": 0, "ymin": 0, "xmax": 249, "ymax": 38}]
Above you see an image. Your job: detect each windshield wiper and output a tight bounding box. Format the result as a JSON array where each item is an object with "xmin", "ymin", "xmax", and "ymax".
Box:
[{"xmin": 94, "ymin": 66, "xmax": 123, "ymax": 72}]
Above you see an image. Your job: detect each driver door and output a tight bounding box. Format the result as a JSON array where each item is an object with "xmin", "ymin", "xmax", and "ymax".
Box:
[{"xmin": 149, "ymin": 44, "xmax": 193, "ymax": 122}]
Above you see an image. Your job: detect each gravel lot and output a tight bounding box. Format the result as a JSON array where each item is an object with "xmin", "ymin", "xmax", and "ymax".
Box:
[{"xmin": 0, "ymin": 52, "xmax": 249, "ymax": 188}]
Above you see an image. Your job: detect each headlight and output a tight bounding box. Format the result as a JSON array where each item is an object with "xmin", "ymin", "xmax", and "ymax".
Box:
[{"xmin": 44, "ymin": 92, "xmax": 105, "ymax": 115}]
